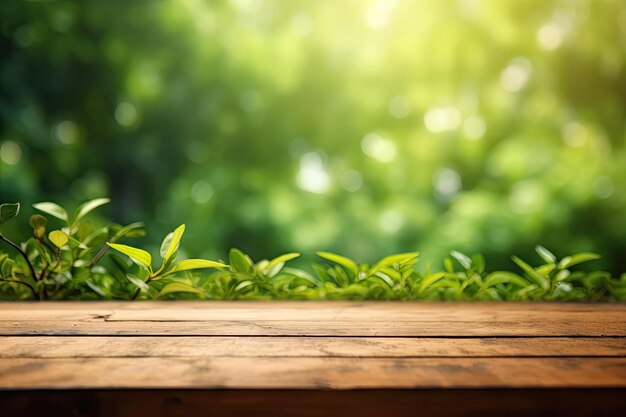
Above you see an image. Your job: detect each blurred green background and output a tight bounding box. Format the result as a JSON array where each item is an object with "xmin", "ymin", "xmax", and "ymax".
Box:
[{"xmin": 1, "ymin": 0, "xmax": 625, "ymax": 273}]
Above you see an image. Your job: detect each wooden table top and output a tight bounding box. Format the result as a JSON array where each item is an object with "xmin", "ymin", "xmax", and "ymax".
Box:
[{"xmin": 1, "ymin": 302, "xmax": 625, "ymax": 390}]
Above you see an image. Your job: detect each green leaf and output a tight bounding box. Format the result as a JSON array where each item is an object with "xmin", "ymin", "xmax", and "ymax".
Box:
[
  {"xmin": 74, "ymin": 198, "xmax": 110, "ymax": 223},
  {"xmin": 264, "ymin": 252, "xmax": 301, "ymax": 272},
  {"xmin": 229, "ymin": 248, "xmax": 253, "ymax": 273},
  {"xmin": 418, "ymin": 272, "xmax": 445, "ymax": 293},
  {"xmin": 535, "ymin": 245, "xmax": 557, "ymax": 263},
  {"xmin": 0, "ymin": 203, "xmax": 20, "ymax": 229},
  {"xmin": 107, "ymin": 242, "xmax": 152, "ymax": 272},
  {"xmin": 156, "ymin": 282, "xmax": 204, "ymax": 299},
  {"xmin": 450, "ymin": 251, "xmax": 472, "ymax": 270},
  {"xmin": 316, "ymin": 252, "xmax": 359, "ymax": 276},
  {"xmin": 558, "ymin": 253, "xmax": 601, "ymax": 269},
  {"xmin": 512, "ymin": 256, "xmax": 549, "ymax": 290},
  {"xmin": 48, "ymin": 230, "xmax": 69, "ymax": 248},
  {"xmin": 33, "ymin": 202, "xmax": 68, "ymax": 222},
  {"xmin": 159, "ymin": 259, "xmax": 228, "ymax": 278},
  {"xmin": 110, "ymin": 222, "xmax": 146, "ymax": 241},
  {"xmin": 29, "ymin": 214, "xmax": 47, "ymax": 239},
  {"xmin": 369, "ymin": 252, "xmax": 419, "ymax": 275},
  {"xmin": 483, "ymin": 272, "xmax": 530, "ymax": 289},
  {"xmin": 160, "ymin": 224, "xmax": 185, "ymax": 262},
  {"xmin": 126, "ymin": 274, "xmax": 149, "ymax": 291}
]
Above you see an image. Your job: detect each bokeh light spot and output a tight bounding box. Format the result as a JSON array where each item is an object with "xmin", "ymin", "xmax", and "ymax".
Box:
[
  {"xmin": 0, "ymin": 141, "xmax": 23, "ymax": 165},
  {"xmin": 500, "ymin": 57, "xmax": 532, "ymax": 92},
  {"xmin": 54, "ymin": 120, "xmax": 80, "ymax": 145},
  {"xmin": 340, "ymin": 169, "xmax": 364, "ymax": 192},
  {"xmin": 297, "ymin": 152, "xmax": 330, "ymax": 194},
  {"xmin": 424, "ymin": 106, "xmax": 462, "ymax": 133},
  {"xmin": 191, "ymin": 180, "xmax": 214, "ymax": 203},
  {"xmin": 361, "ymin": 132, "xmax": 397, "ymax": 163},
  {"xmin": 115, "ymin": 102, "xmax": 139, "ymax": 127},
  {"xmin": 462, "ymin": 116, "xmax": 486, "ymax": 140}
]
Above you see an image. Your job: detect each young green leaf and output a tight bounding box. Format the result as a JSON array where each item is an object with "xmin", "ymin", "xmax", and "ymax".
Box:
[
  {"xmin": 535, "ymin": 245, "xmax": 557, "ymax": 264},
  {"xmin": 264, "ymin": 253, "xmax": 301, "ymax": 272},
  {"xmin": 229, "ymin": 248, "xmax": 253, "ymax": 273},
  {"xmin": 483, "ymin": 271, "xmax": 530, "ymax": 289},
  {"xmin": 48, "ymin": 230, "xmax": 69, "ymax": 248},
  {"xmin": 126, "ymin": 274, "xmax": 149, "ymax": 291},
  {"xmin": 159, "ymin": 259, "xmax": 228, "ymax": 278},
  {"xmin": 160, "ymin": 224, "xmax": 186, "ymax": 263},
  {"xmin": 316, "ymin": 252, "xmax": 359, "ymax": 276},
  {"xmin": 33, "ymin": 202, "xmax": 68, "ymax": 222},
  {"xmin": 0, "ymin": 203, "xmax": 20, "ymax": 230},
  {"xmin": 74, "ymin": 198, "xmax": 110, "ymax": 223},
  {"xmin": 450, "ymin": 250, "xmax": 472, "ymax": 270},
  {"xmin": 512, "ymin": 256, "xmax": 549, "ymax": 290},
  {"xmin": 107, "ymin": 242, "xmax": 152, "ymax": 272},
  {"xmin": 558, "ymin": 253, "xmax": 601, "ymax": 269},
  {"xmin": 369, "ymin": 252, "xmax": 419, "ymax": 275},
  {"xmin": 156, "ymin": 282, "xmax": 204, "ymax": 299},
  {"xmin": 418, "ymin": 272, "xmax": 445, "ymax": 293}
]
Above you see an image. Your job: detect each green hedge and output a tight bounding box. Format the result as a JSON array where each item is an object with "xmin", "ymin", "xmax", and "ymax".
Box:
[{"xmin": 1, "ymin": 200, "xmax": 625, "ymax": 301}]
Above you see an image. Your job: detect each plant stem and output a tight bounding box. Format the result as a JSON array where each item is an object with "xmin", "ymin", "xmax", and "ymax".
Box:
[
  {"xmin": 0, "ymin": 278, "xmax": 38, "ymax": 299},
  {"xmin": 0, "ymin": 235, "xmax": 39, "ymax": 283},
  {"xmin": 91, "ymin": 245, "xmax": 110, "ymax": 267}
]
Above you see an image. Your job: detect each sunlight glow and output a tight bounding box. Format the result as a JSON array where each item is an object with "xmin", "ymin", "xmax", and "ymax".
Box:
[
  {"xmin": 297, "ymin": 152, "xmax": 330, "ymax": 194},
  {"xmin": 361, "ymin": 132, "xmax": 397, "ymax": 163}
]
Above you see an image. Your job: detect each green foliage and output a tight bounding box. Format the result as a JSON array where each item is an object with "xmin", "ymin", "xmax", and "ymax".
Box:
[
  {"xmin": 2, "ymin": 0, "xmax": 626, "ymax": 280},
  {"xmin": 0, "ymin": 200, "xmax": 624, "ymax": 301}
]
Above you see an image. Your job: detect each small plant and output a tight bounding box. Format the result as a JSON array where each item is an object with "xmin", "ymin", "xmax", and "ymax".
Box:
[
  {"xmin": 107, "ymin": 224, "xmax": 227, "ymax": 299},
  {"xmin": 1, "ymin": 199, "xmax": 625, "ymax": 301}
]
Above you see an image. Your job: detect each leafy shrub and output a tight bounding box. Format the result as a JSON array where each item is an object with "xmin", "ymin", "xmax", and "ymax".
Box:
[{"xmin": 1, "ymin": 200, "xmax": 624, "ymax": 301}]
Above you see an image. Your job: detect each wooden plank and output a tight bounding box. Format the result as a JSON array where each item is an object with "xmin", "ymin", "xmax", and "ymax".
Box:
[
  {"xmin": 3, "ymin": 389, "xmax": 626, "ymax": 417},
  {"xmin": 1, "ymin": 336, "xmax": 625, "ymax": 358},
  {"xmin": 1, "ymin": 357, "xmax": 625, "ymax": 389},
  {"xmin": 2, "ymin": 319, "xmax": 623, "ymax": 336},
  {"xmin": 1, "ymin": 302, "xmax": 625, "ymax": 336}
]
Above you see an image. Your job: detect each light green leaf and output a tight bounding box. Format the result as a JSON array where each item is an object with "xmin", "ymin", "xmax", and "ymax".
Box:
[
  {"xmin": 33, "ymin": 202, "xmax": 68, "ymax": 222},
  {"xmin": 535, "ymin": 245, "xmax": 557, "ymax": 263},
  {"xmin": 160, "ymin": 224, "xmax": 185, "ymax": 262},
  {"xmin": 369, "ymin": 252, "xmax": 419, "ymax": 275},
  {"xmin": 126, "ymin": 274, "xmax": 149, "ymax": 291},
  {"xmin": 316, "ymin": 252, "xmax": 359, "ymax": 276},
  {"xmin": 418, "ymin": 272, "xmax": 445, "ymax": 293},
  {"xmin": 159, "ymin": 259, "xmax": 228, "ymax": 278},
  {"xmin": 107, "ymin": 242, "xmax": 152, "ymax": 272},
  {"xmin": 156, "ymin": 282, "xmax": 204, "ymax": 299},
  {"xmin": 48, "ymin": 230, "xmax": 69, "ymax": 248},
  {"xmin": 264, "ymin": 252, "xmax": 300, "ymax": 272},
  {"xmin": 450, "ymin": 251, "xmax": 472, "ymax": 270},
  {"xmin": 0, "ymin": 203, "xmax": 20, "ymax": 229},
  {"xmin": 229, "ymin": 248, "xmax": 253, "ymax": 273},
  {"xmin": 483, "ymin": 272, "xmax": 530, "ymax": 289},
  {"xmin": 558, "ymin": 253, "xmax": 601, "ymax": 269},
  {"xmin": 74, "ymin": 198, "xmax": 110, "ymax": 223},
  {"xmin": 512, "ymin": 256, "xmax": 549, "ymax": 290}
]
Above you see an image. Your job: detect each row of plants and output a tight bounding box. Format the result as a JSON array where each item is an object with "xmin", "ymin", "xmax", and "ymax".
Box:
[{"xmin": 1, "ymin": 200, "xmax": 625, "ymax": 301}]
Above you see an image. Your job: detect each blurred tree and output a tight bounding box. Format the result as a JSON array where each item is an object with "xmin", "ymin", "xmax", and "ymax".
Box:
[{"xmin": 1, "ymin": 0, "xmax": 625, "ymax": 273}]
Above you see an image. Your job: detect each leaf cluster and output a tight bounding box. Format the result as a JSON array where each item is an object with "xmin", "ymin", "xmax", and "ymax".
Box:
[{"xmin": 1, "ymin": 201, "xmax": 625, "ymax": 301}]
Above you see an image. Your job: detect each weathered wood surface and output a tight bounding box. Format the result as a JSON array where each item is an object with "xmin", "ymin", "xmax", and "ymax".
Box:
[
  {"xmin": 1, "ymin": 301, "xmax": 625, "ymax": 336},
  {"xmin": 0, "ymin": 302, "xmax": 625, "ymax": 391}
]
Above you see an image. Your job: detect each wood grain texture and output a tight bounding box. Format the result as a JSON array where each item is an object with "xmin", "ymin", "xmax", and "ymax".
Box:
[
  {"xmin": 1, "ymin": 301, "xmax": 625, "ymax": 336},
  {"xmin": 2, "ymin": 357, "xmax": 626, "ymax": 389},
  {"xmin": 0, "ymin": 301, "xmax": 625, "ymax": 392},
  {"xmin": 2, "ymin": 336, "xmax": 625, "ymax": 358}
]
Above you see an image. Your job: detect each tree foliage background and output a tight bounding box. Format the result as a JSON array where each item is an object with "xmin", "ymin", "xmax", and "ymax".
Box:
[{"xmin": 1, "ymin": 0, "xmax": 625, "ymax": 273}]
